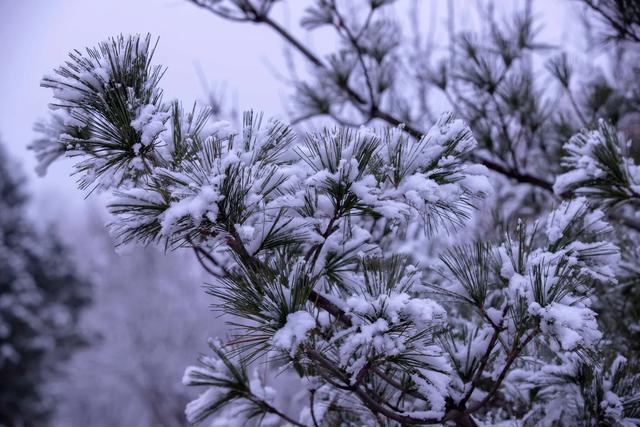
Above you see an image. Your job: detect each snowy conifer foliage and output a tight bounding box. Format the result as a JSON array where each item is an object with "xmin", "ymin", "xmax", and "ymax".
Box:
[{"xmin": 32, "ymin": 1, "xmax": 640, "ymax": 424}]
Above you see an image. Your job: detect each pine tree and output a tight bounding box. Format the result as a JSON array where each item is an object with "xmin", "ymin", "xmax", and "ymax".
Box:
[
  {"xmin": 0, "ymin": 142, "xmax": 91, "ymax": 426},
  {"xmin": 30, "ymin": 1, "xmax": 640, "ymax": 425}
]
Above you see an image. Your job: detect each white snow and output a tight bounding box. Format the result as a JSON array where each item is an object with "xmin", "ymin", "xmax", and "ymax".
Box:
[{"xmin": 271, "ymin": 310, "xmax": 316, "ymax": 354}]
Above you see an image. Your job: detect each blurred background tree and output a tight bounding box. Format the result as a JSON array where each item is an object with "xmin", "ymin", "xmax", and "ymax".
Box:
[
  {"xmin": 0, "ymin": 142, "xmax": 91, "ymax": 426},
  {"xmin": 48, "ymin": 209, "xmax": 221, "ymax": 427}
]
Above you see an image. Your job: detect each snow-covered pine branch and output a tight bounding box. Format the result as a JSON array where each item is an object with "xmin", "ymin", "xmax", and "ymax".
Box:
[
  {"xmin": 555, "ymin": 120, "xmax": 640, "ymax": 208},
  {"xmin": 31, "ymin": 32, "xmax": 640, "ymax": 426},
  {"xmin": 32, "ymin": 34, "xmax": 166, "ymax": 189}
]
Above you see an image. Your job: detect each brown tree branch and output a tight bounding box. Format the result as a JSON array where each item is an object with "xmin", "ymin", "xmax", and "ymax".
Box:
[
  {"xmin": 306, "ymin": 349, "xmax": 445, "ymax": 425},
  {"xmin": 467, "ymin": 329, "xmax": 539, "ymax": 413},
  {"xmin": 458, "ymin": 327, "xmax": 502, "ymax": 408},
  {"xmin": 189, "ymin": 1, "xmax": 556, "ymax": 192}
]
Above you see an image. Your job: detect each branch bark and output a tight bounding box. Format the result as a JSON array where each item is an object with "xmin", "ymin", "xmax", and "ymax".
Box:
[
  {"xmin": 194, "ymin": 2, "xmax": 555, "ymax": 193},
  {"xmin": 467, "ymin": 330, "xmax": 539, "ymax": 413}
]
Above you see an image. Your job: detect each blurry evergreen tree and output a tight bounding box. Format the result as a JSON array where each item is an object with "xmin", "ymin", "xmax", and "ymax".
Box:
[{"xmin": 0, "ymin": 143, "xmax": 91, "ymax": 427}]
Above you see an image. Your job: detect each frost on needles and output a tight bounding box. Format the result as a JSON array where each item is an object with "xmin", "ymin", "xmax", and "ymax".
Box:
[
  {"xmin": 554, "ymin": 120, "xmax": 640, "ymax": 207},
  {"xmin": 31, "ymin": 34, "xmax": 640, "ymax": 427}
]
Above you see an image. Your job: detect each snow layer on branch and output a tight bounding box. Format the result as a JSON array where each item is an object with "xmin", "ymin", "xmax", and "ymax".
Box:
[
  {"xmin": 554, "ymin": 124, "xmax": 607, "ymax": 195},
  {"xmin": 130, "ymin": 104, "xmax": 170, "ymax": 148},
  {"xmin": 35, "ymin": 34, "xmax": 166, "ymax": 190},
  {"xmin": 513, "ymin": 354, "xmax": 638, "ymax": 426},
  {"xmin": 368, "ymin": 114, "xmax": 492, "ymax": 227},
  {"xmin": 248, "ymin": 370, "xmax": 277, "ymax": 405},
  {"xmin": 184, "ymin": 387, "xmax": 226, "ymax": 424},
  {"xmin": 295, "ymin": 114, "xmax": 490, "ymax": 235},
  {"xmin": 271, "ymin": 310, "xmax": 316, "ymax": 355},
  {"xmin": 159, "ymin": 183, "xmax": 222, "ymax": 237},
  {"xmin": 181, "ymin": 341, "xmax": 232, "ymax": 388},
  {"xmin": 182, "ymin": 339, "xmax": 284, "ymax": 425},
  {"xmin": 497, "ymin": 198, "xmax": 619, "ymax": 352},
  {"xmin": 554, "ymin": 120, "xmax": 640, "ymax": 205},
  {"xmin": 46, "ymin": 62, "xmax": 111, "ymax": 105},
  {"xmin": 105, "ymin": 110, "xmax": 492, "ymax": 263},
  {"xmin": 546, "ymin": 197, "xmax": 603, "ymax": 243},
  {"xmin": 345, "ymin": 292, "xmax": 447, "ymax": 329},
  {"xmin": 335, "ymin": 287, "xmax": 450, "ymax": 415},
  {"xmin": 530, "ymin": 302, "xmax": 601, "ymax": 351}
]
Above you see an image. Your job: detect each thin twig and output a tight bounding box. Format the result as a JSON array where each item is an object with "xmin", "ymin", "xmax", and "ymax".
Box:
[
  {"xmin": 309, "ymin": 389, "xmax": 321, "ymax": 427},
  {"xmin": 458, "ymin": 327, "xmax": 501, "ymax": 407},
  {"xmin": 192, "ymin": 2, "xmax": 557, "ymax": 193},
  {"xmin": 248, "ymin": 396, "xmax": 306, "ymax": 427},
  {"xmin": 467, "ymin": 329, "xmax": 539, "ymax": 413},
  {"xmin": 306, "ymin": 349, "xmax": 443, "ymax": 425},
  {"xmin": 582, "ymin": 0, "xmax": 640, "ymax": 43}
]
